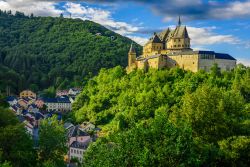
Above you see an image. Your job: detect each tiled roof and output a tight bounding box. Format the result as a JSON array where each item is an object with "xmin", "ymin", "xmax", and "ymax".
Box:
[
  {"xmin": 129, "ymin": 43, "xmax": 136, "ymax": 53},
  {"xmin": 17, "ymin": 115, "xmax": 25, "ymax": 122},
  {"xmin": 67, "ymin": 125, "xmax": 90, "ymax": 138},
  {"xmin": 43, "ymin": 97, "xmax": 71, "ymax": 103},
  {"xmin": 6, "ymin": 96, "xmax": 17, "ymax": 101},
  {"xmin": 35, "ymin": 112, "xmax": 44, "ymax": 120},
  {"xmin": 215, "ymin": 53, "xmax": 236, "ymax": 60},
  {"xmin": 70, "ymin": 141, "xmax": 88, "ymax": 149},
  {"xmin": 168, "ymin": 50, "xmax": 236, "ymax": 60},
  {"xmin": 64, "ymin": 122, "xmax": 74, "ymax": 129},
  {"xmin": 147, "ymin": 33, "xmax": 162, "ymax": 44}
]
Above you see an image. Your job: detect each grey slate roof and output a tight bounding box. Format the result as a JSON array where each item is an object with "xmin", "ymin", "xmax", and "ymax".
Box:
[
  {"xmin": 129, "ymin": 43, "xmax": 136, "ymax": 53},
  {"xmin": 215, "ymin": 53, "xmax": 236, "ymax": 60},
  {"xmin": 168, "ymin": 50, "xmax": 236, "ymax": 60},
  {"xmin": 70, "ymin": 141, "xmax": 88, "ymax": 149},
  {"xmin": 147, "ymin": 33, "xmax": 162, "ymax": 44},
  {"xmin": 67, "ymin": 125, "xmax": 90, "ymax": 138},
  {"xmin": 43, "ymin": 97, "xmax": 71, "ymax": 103}
]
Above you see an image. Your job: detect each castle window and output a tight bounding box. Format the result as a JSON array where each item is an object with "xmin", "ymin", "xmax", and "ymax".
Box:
[
  {"xmin": 179, "ymin": 39, "xmax": 181, "ymax": 42},
  {"xmin": 174, "ymin": 45, "xmax": 176, "ymax": 47},
  {"xmin": 182, "ymin": 45, "xmax": 184, "ymax": 47}
]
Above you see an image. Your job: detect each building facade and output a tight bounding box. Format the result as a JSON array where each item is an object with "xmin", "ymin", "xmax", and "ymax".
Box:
[
  {"xmin": 20, "ymin": 90, "xmax": 37, "ymax": 98},
  {"xmin": 127, "ymin": 17, "xmax": 236, "ymax": 73},
  {"xmin": 43, "ymin": 97, "xmax": 72, "ymax": 112}
]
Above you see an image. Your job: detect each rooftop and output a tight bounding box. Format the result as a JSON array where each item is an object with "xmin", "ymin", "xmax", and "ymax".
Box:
[{"xmin": 70, "ymin": 141, "xmax": 89, "ymax": 149}]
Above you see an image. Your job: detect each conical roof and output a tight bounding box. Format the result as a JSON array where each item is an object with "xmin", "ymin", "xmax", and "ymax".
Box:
[{"xmin": 129, "ymin": 43, "xmax": 136, "ymax": 53}]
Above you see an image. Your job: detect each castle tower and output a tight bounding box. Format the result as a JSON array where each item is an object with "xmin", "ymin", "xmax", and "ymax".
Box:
[
  {"xmin": 143, "ymin": 33, "xmax": 163, "ymax": 57},
  {"xmin": 167, "ymin": 16, "xmax": 191, "ymax": 51},
  {"xmin": 128, "ymin": 43, "xmax": 136, "ymax": 67}
]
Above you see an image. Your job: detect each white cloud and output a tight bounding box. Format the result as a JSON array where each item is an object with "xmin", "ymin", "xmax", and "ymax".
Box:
[
  {"xmin": 0, "ymin": 0, "xmax": 62, "ymax": 16},
  {"xmin": 187, "ymin": 26, "xmax": 240, "ymax": 46},
  {"xmin": 211, "ymin": 1, "xmax": 250, "ymax": 19},
  {"xmin": 127, "ymin": 35, "xmax": 147, "ymax": 46},
  {"xmin": 237, "ymin": 58, "xmax": 250, "ymax": 67},
  {"xmin": 64, "ymin": 2, "xmax": 141, "ymax": 36}
]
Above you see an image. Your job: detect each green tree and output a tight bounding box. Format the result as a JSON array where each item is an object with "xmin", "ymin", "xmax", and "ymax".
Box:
[
  {"xmin": 0, "ymin": 107, "xmax": 35, "ymax": 167},
  {"xmin": 38, "ymin": 116, "xmax": 67, "ymax": 166}
]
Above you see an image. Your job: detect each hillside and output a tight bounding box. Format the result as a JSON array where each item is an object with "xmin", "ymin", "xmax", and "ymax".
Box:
[
  {"xmin": 73, "ymin": 65, "xmax": 250, "ymax": 166},
  {"xmin": 0, "ymin": 10, "xmax": 142, "ymax": 94}
]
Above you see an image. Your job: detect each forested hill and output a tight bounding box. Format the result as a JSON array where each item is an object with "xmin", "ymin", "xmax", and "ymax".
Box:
[
  {"xmin": 73, "ymin": 65, "xmax": 250, "ymax": 166},
  {"xmin": 0, "ymin": 10, "xmax": 142, "ymax": 94}
]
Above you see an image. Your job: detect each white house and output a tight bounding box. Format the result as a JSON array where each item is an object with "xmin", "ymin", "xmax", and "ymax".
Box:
[
  {"xmin": 43, "ymin": 97, "xmax": 72, "ymax": 112},
  {"xmin": 6, "ymin": 96, "xmax": 17, "ymax": 106},
  {"xmin": 68, "ymin": 88, "xmax": 82, "ymax": 96},
  {"xmin": 66, "ymin": 125, "xmax": 92, "ymax": 163}
]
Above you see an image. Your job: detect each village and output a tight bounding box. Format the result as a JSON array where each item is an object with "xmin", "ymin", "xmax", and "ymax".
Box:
[{"xmin": 6, "ymin": 88, "xmax": 99, "ymax": 164}]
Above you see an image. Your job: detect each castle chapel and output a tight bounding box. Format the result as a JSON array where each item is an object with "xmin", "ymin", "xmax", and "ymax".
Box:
[{"xmin": 127, "ymin": 17, "xmax": 236, "ymax": 73}]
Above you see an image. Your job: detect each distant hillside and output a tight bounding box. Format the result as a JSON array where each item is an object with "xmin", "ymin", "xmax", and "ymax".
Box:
[{"xmin": 0, "ymin": 10, "xmax": 142, "ymax": 94}]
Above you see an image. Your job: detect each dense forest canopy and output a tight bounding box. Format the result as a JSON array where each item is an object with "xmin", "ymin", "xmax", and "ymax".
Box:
[
  {"xmin": 72, "ymin": 65, "xmax": 250, "ymax": 166},
  {"xmin": 0, "ymin": 10, "xmax": 142, "ymax": 94}
]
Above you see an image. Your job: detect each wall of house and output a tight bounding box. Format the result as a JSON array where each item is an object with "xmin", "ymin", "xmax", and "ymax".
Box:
[
  {"xmin": 147, "ymin": 57, "xmax": 159, "ymax": 69},
  {"xmin": 167, "ymin": 38, "xmax": 190, "ymax": 50},
  {"xmin": 198, "ymin": 55, "xmax": 236, "ymax": 72},
  {"xmin": 35, "ymin": 100, "xmax": 44, "ymax": 108},
  {"xmin": 69, "ymin": 147, "xmax": 85, "ymax": 163},
  {"xmin": 69, "ymin": 136, "xmax": 91, "ymax": 146},
  {"xmin": 215, "ymin": 59, "xmax": 236, "ymax": 71},
  {"xmin": 168, "ymin": 54, "xmax": 199, "ymax": 72},
  {"xmin": 137, "ymin": 60, "xmax": 146, "ymax": 70},
  {"xmin": 143, "ymin": 43, "xmax": 163, "ymax": 57},
  {"xmin": 46, "ymin": 102, "xmax": 72, "ymax": 111},
  {"xmin": 20, "ymin": 90, "xmax": 36, "ymax": 98}
]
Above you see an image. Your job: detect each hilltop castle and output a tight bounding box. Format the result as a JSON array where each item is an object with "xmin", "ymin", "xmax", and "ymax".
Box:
[{"xmin": 127, "ymin": 17, "xmax": 236, "ymax": 73}]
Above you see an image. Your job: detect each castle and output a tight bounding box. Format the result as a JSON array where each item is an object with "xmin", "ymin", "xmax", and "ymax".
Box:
[{"xmin": 127, "ymin": 17, "xmax": 236, "ymax": 73}]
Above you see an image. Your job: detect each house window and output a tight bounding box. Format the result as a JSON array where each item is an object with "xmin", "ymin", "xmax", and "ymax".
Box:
[
  {"xmin": 77, "ymin": 150, "xmax": 79, "ymax": 154},
  {"xmin": 71, "ymin": 149, "xmax": 73, "ymax": 153},
  {"xmin": 74, "ymin": 150, "xmax": 76, "ymax": 153}
]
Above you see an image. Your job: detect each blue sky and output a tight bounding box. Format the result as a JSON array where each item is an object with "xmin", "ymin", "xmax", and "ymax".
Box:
[{"xmin": 1, "ymin": 0, "xmax": 250, "ymax": 65}]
